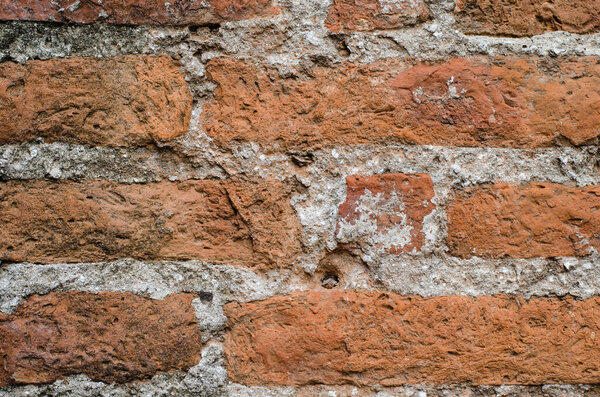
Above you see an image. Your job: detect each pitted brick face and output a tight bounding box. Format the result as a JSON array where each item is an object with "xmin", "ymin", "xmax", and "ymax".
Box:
[
  {"xmin": 224, "ymin": 291, "xmax": 600, "ymax": 386},
  {"xmin": 0, "ymin": 55, "xmax": 192, "ymax": 147},
  {"xmin": 0, "ymin": 0, "xmax": 277, "ymax": 25},
  {"xmin": 336, "ymin": 174, "xmax": 435, "ymax": 254},
  {"xmin": 455, "ymin": 0, "xmax": 600, "ymax": 36},
  {"xmin": 202, "ymin": 57, "xmax": 600, "ymax": 149},
  {"xmin": 325, "ymin": 0, "xmax": 429, "ymax": 32},
  {"xmin": 0, "ymin": 292, "xmax": 202, "ymax": 386},
  {"xmin": 447, "ymin": 182, "xmax": 600, "ymax": 258}
]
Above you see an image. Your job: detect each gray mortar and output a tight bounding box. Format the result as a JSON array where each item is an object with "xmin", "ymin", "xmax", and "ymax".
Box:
[
  {"xmin": 4, "ymin": 256, "xmax": 600, "ymax": 316},
  {"xmin": 0, "ymin": 260, "xmax": 289, "ymax": 315},
  {"xmin": 2, "ymin": 141, "xmax": 598, "ymax": 185},
  {"xmin": 2, "ymin": 0, "xmax": 600, "ymax": 394},
  {"xmin": 374, "ymin": 254, "xmax": 600, "ymax": 299},
  {"xmin": 0, "ymin": 141, "xmax": 226, "ymax": 182},
  {"xmin": 5, "ymin": 379, "xmax": 600, "ymax": 397},
  {"xmin": 1, "ymin": 0, "xmax": 600, "ymax": 68},
  {"xmin": 0, "ymin": 22, "xmax": 151, "ymax": 63},
  {"xmin": 228, "ymin": 384, "xmax": 600, "ymax": 397}
]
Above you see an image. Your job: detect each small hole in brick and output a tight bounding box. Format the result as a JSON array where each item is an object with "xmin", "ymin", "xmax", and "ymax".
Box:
[
  {"xmin": 321, "ymin": 273, "xmax": 339, "ymax": 289},
  {"xmin": 198, "ymin": 291, "xmax": 214, "ymax": 302}
]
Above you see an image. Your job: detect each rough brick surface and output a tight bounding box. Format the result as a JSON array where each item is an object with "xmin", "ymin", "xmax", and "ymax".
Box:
[
  {"xmin": 455, "ymin": 0, "xmax": 600, "ymax": 37},
  {"xmin": 0, "ymin": 179, "xmax": 301, "ymax": 267},
  {"xmin": 3, "ymin": 0, "xmax": 600, "ymax": 393},
  {"xmin": 335, "ymin": 174, "xmax": 435, "ymax": 254},
  {"xmin": 0, "ymin": 0, "xmax": 277, "ymax": 25},
  {"xmin": 202, "ymin": 57, "xmax": 600, "ymax": 149},
  {"xmin": 325, "ymin": 0, "xmax": 429, "ymax": 32},
  {"xmin": 0, "ymin": 292, "xmax": 201, "ymax": 386},
  {"xmin": 0, "ymin": 55, "xmax": 191, "ymax": 147},
  {"xmin": 447, "ymin": 182, "xmax": 600, "ymax": 259},
  {"xmin": 224, "ymin": 291, "xmax": 600, "ymax": 386}
]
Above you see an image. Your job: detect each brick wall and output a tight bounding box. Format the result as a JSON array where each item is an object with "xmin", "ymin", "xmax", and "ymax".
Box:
[{"xmin": 1, "ymin": 0, "xmax": 600, "ymax": 396}]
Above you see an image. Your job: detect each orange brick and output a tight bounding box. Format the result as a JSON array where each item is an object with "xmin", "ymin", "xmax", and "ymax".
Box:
[
  {"xmin": 336, "ymin": 174, "xmax": 435, "ymax": 253},
  {"xmin": 0, "ymin": 179, "xmax": 301, "ymax": 267},
  {"xmin": 225, "ymin": 291, "xmax": 600, "ymax": 386},
  {"xmin": 0, "ymin": 55, "xmax": 191, "ymax": 147},
  {"xmin": 0, "ymin": 0, "xmax": 277, "ymax": 25},
  {"xmin": 202, "ymin": 57, "xmax": 600, "ymax": 149},
  {"xmin": 325, "ymin": 0, "xmax": 429, "ymax": 32},
  {"xmin": 0, "ymin": 292, "xmax": 201, "ymax": 386},
  {"xmin": 447, "ymin": 182, "xmax": 600, "ymax": 258},
  {"xmin": 455, "ymin": 0, "xmax": 600, "ymax": 36}
]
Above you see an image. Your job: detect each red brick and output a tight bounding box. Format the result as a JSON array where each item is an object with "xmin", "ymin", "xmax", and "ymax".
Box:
[
  {"xmin": 0, "ymin": 179, "xmax": 301, "ymax": 267},
  {"xmin": 0, "ymin": 0, "xmax": 277, "ymax": 25},
  {"xmin": 0, "ymin": 292, "xmax": 201, "ymax": 386},
  {"xmin": 325, "ymin": 0, "xmax": 429, "ymax": 32},
  {"xmin": 224, "ymin": 291, "xmax": 600, "ymax": 386},
  {"xmin": 455, "ymin": 0, "xmax": 600, "ymax": 36},
  {"xmin": 335, "ymin": 174, "xmax": 435, "ymax": 254},
  {"xmin": 447, "ymin": 182, "xmax": 600, "ymax": 258},
  {"xmin": 202, "ymin": 56, "xmax": 600, "ymax": 149},
  {"xmin": 0, "ymin": 55, "xmax": 191, "ymax": 147}
]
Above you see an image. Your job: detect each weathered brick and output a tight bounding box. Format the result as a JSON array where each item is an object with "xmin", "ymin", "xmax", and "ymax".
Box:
[
  {"xmin": 335, "ymin": 174, "xmax": 435, "ymax": 254},
  {"xmin": 0, "ymin": 179, "xmax": 301, "ymax": 267},
  {"xmin": 447, "ymin": 182, "xmax": 600, "ymax": 258},
  {"xmin": 325, "ymin": 0, "xmax": 429, "ymax": 32},
  {"xmin": 455, "ymin": 0, "xmax": 600, "ymax": 37},
  {"xmin": 0, "ymin": 0, "xmax": 277, "ymax": 25},
  {"xmin": 0, "ymin": 55, "xmax": 191, "ymax": 147},
  {"xmin": 202, "ymin": 57, "xmax": 600, "ymax": 149},
  {"xmin": 0, "ymin": 292, "xmax": 201, "ymax": 386},
  {"xmin": 224, "ymin": 291, "xmax": 600, "ymax": 386}
]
